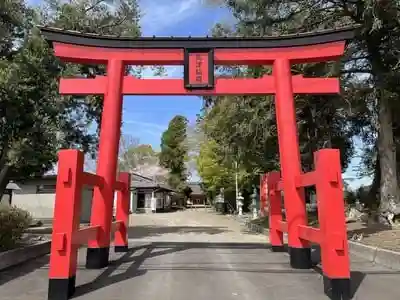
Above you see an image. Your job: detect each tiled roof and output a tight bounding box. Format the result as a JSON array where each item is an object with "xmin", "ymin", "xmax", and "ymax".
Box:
[
  {"xmin": 130, "ymin": 173, "xmax": 174, "ymax": 191},
  {"xmin": 131, "ymin": 173, "xmax": 153, "ymax": 183},
  {"xmin": 188, "ymin": 182, "xmax": 203, "ymax": 194}
]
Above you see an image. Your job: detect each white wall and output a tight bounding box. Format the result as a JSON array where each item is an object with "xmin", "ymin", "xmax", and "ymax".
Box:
[
  {"xmin": 0, "ymin": 194, "xmax": 11, "ymax": 206},
  {"xmin": 145, "ymin": 192, "xmax": 152, "ymax": 212},
  {"xmin": 10, "ymin": 181, "xmax": 93, "ymax": 223},
  {"xmin": 130, "ymin": 190, "xmax": 137, "ymax": 212},
  {"xmin": 80, "ymin": 188, "xmax": 94, "ymax": 223},
  {"xmin": 166, "ymin": 194, "xmax": 171, "ymax": 207},
  {"xmin": 128, "ymin": 189, "xmax": 172, "ymax": 213}
]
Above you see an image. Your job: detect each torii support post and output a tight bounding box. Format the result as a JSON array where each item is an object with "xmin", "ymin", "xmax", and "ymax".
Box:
[
  {"xmin": 314, "ymin": 150, "xmax": 350, "ymax": 299},
  {"xmin": 259, "ymin": 173, "xmax": 268, "ymax": 217},
  {"xmin": 48, "ymin": 150, "xmax": 131, "ymax": 300},
  {"xmin": 267, "ymin": 171, "xmax": 285, "ymax": 252},
  {"xmin": 266, "ymin": 149, "xmax": 350, "ymax": 299},
  {"xmin": 85, "ymin": 59, "xmax": 124, "ymax": 269},
  {"xmin": 114, "ymin": 172, "xmax": 131, "ymax": 252},
  {"xmin": 273, "ymin": 58, "xmax": 311, "ymax": 268},
  {"xmin": 48, "ymin": 150, "xmax": 84, "ymax": 300}
]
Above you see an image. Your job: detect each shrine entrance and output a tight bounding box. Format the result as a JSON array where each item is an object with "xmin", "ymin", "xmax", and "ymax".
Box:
[{"xmin": 40, "ymin": 26, "xmax": 355, "ymax": 300}]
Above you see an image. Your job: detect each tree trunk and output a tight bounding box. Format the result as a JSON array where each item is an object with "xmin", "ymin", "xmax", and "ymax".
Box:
[
  {"xmin": 377, "ymin": 94, "xmax": 399, "ymax": 224},
  {"xmin": 0, "ymin": 164, "xmax": 11, "ymax": 201},
  {"xmin": 366, "ymin": 153, "xmax": 380, "ymax": 211},
  {"xmin": 0, "ymin": 142, "xmax": 11, "ymax": 200}
]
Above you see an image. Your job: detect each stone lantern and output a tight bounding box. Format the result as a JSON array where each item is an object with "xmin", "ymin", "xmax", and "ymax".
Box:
[
  {"xmin": 251, "ymin": 186, "xmax": 259, "ymax": 220},
  {"xmin": 237, "ymin": 192, "xmax": 244, "ymax": 216}
]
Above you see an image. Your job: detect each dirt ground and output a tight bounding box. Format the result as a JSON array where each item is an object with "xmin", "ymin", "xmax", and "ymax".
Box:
[
  {"xmin": 249, "ymin": 215, "xmax": 400, "ymax": 252},
  {"xmin": 346, "ymin": 221, "xmax": 400, "ymax": 252}
]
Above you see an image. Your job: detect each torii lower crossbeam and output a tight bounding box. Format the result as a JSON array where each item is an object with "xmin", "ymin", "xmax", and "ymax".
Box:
[{"xmin": 59, "ymin": 76, "xmax": 339, "ymax": 96}]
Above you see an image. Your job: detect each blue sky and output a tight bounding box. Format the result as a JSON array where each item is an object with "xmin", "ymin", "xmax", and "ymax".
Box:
[
  {"xmin": 121, "ymin": 0, "xmax": 232, "ymax": 150},
  {"xmin": 29, "ymin": 0, "xmax": 371, "ymax": 188}
]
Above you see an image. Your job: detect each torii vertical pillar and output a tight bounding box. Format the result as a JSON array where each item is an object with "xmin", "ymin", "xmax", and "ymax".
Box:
[
  {"xmin": 86, "ymin": 59, "xmax": 125, "ymax": 269},
  {"xmin": 274, "ymin": 58, "xmax": 311, "ymax": 269}
]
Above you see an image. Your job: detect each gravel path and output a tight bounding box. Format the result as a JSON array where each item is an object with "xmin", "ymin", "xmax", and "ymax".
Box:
[{"xmin": 127, "ymin": 209, "xmax": 268, "ymax": 243}]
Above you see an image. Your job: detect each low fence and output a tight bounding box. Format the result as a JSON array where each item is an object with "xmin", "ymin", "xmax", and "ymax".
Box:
[
  {"xmin": 47, "ymin": 149, "xmax": 130, "ymax": 300},
  {"xmin": 263, "ymin": 149, "xmax": 350, "ymax": 300}
]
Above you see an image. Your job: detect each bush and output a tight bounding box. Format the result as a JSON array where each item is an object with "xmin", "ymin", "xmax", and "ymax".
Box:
[{"xmin": 0, "ymin": 204, "xmax": 32, "ymax": 251}]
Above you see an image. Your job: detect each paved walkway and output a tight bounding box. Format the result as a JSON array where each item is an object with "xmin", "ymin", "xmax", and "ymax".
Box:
[{"xmin": 1, "ymin": 210, "xmax": 400, "ymax": 299}]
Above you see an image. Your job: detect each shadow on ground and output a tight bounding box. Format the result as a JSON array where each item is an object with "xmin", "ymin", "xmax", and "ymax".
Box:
[
  {"xmin": 73, "ymin": 242, "xmax": 270, "ymax": 297},
  {"xmin": 0, "ymin": 255, "xmax": 49, "ymax": 287},
  {"xmin": 2, "ymin": 241, "xmax": 400, "ymax": 299},
  {"xmin": 71, "ymin": 242, "xmax": 400, "ymax": 299},
  {"xmin": 72, "ymin": 242, "xmax": 272, "ymax": 298},
  {"xmin": 127, "ymin": 225, "xmax": 231, "ymax": 239},
  {"xmin": 311, "ymin": 244, "xmax": 368, "ymax": 300}
]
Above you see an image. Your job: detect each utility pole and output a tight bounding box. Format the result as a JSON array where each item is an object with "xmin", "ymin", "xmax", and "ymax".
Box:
[{"xmin": 235, "ymin": 160, "xmax": 238, "ymax": 211}]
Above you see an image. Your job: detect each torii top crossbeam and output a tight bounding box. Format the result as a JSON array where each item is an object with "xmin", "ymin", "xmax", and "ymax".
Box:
[
  {"xmin": 39, "ymin": 26, "xmax": 355, "ymax": 96},
  {"xmin": 40, "ymin": 26, "xmax": 354, "ymax": 49}
]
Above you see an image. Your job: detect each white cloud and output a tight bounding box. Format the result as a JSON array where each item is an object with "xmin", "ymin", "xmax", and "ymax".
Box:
[
  {"xmin": 123, "ymin": 119, "xmax": 167, "ymax": 131},
  {"xmin": 142, "ymin": 129, "xmax": 164, "ymax": 137},
  {"xmin": 122, "ymin": 119, "xmax": 167, "ymax": 141},
  {"xmin": 139, "ymin": 0, "xmax": 203, "ymax": 35}
]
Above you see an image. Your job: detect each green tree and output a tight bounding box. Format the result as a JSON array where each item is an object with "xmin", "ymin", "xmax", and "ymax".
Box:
[
  {"xmin": 196, "ymin": 138, "xmax": 234, "ymax": 194},
  {"xmin": 0, "ymin": 0, "xmax": 30, "ymax": 58},
  {"xmin": 159, "ymin": 115, "xmax": 189, "ymax": 191},
  {"xmin": 0, "ymin": 2, "xmax": 67, "ymax": 198},
  {"xmin": 118, "ymin": 134, "xmax": 168, "ymax": 182},
  {"xmin": 182, "ymin": 186, "xmax": 193, "ymax": 201},
  {"xmin": 0, "ymin": 0, "xmax": 142, "ymax": 199},
  {"xmin": 207, "ymin": 0, "xmax": 400, "ymax": 223},
  {"xmin": 38, "ymin": 0, "xmax": 142, "ymax": 128}
]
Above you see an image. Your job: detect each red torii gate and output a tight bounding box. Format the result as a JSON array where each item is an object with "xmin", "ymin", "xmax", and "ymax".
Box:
[{"xmin": 39, "ymin": 26, "xmax": 355, "ymax": 300}]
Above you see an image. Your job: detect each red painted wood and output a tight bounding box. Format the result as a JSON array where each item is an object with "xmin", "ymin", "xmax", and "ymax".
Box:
[
  {"xmin": 314, "ymin": 149, "xmax": 350, "ymax": 278},
  {"xmin": 88, "ymin": 59, "xmax": 124, "ymax": 250},
  {"xmin": 273, "ymin": 58, "xmax": 309, "ymax": 250},
  {"xmin": 114, "ymin": 172, "xmax": 130, "ymax": 248},
  {"xmin": 297, "ymin": 225, "xmax": 322, "ymax": 244},
  {"xmin": 279, "ymin": 221, "xmax": 288, "ymax": 233},
  {"xmin": 59, "ymin": 76, "xmax": 339, "ymax": 96},
  {"xmin": 72, "ymin": 226, "xmax": 100, "ymax": 246},
  {"xmin": 52, "ymin": 41, "xmax": 345, "ymax": 65},
  {"xmin": 53, "ymin": 233, "xmax": 66, "ymax": 252},
  {"xmin": 269, "ymin": 149, "xmax": 350, "ymax": 279},
  {"xmin": 49, "ymin": 150, "xmax": 83, "ymax": 279},
  {"xmin": 188, "ymin": 52, "xmax": 210, "ymax": 85},
  {"xmin": 114, "ymin": 180, "xmax": 125, "ymax": 191},
  {"xmin": 295, "ymin": 171, "xmax": 317, "ymax": 188},
  {"xmin": 82, "ymin": 172, "xmax": 104, "ymax": 188},
  {"xmin": 260, "ymin": 174, "xmax": 268, "ymax": 217},
  {"xmin": 48, "ymin": 34, "xmax": 349, "ymax": 292},
  {"xmin": 267, "ymin": 171, "xmax": 284, "ymax": 248},
  {"xmin": 276, "ymin": 180, "xmax": 284, "ymax": 191},
  {"xmin": 111, "ymin": 221, "xmax": 122, "ymax": 233}
]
